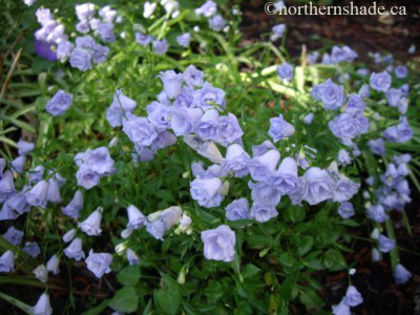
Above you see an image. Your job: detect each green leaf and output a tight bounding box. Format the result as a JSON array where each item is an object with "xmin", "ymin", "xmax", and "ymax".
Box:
[
  {"xmin": 323, "ymin": 249, "xmax": 347, "ymax": 271},
  {"xmin": 109, "ymin": 286, "xmax": 139, "ymax": 313},
  {"xmin": 243, "ymin": 263, "xmax": 261, "ymax": 279},
  {"xmin": 299, "ymin": 288, "xmax": 323, "ymax": 311},
  {"xmin": 277, "ymin": 252, "xmax": 294, "ymax": 268},
  {"xmin": 117, "ymin": 266, "xmax": 140, "ymax": 286},
  {"xmin": 297, "ymin": 235, "xmax": 314, "ymax": 256},
  {"xmin": 154, "ymin": 287, "xmax": 181, "ymax": 315}
]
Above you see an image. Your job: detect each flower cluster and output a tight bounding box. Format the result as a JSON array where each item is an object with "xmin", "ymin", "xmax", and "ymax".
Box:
[
  {"xmin": 107, "ymin": 66, "xmax": 243, "ymax": 164},
  {"xmin": 195, "ymin": 0, "xmax": 227, "ymax": 32},
  {"xmin": 34, "ymin": 4, "xmax": 117, "ymax": 69},
  {"xmin": 74, "ymin": 146, "xmax": 115, "ymax": 189}
]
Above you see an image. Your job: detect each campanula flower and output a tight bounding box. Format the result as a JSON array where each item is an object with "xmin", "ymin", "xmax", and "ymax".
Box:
[
  {"xmin": 190, "ymin": 177, "xmax": 223, "ymax": 208},
  {"xmin": 345, "ymin": 94, "xmax": 365, "ymax": 113},
  {"xmin": 268, "ymin": 115, "xmax": 295, "ymax": 142},
  {"xmin": 25, "ymin": 180, "xmax": 49, "ymax": 208},
  {"xmin": 338, "ymin": 149, "xmax": 352, "ymax": 166},
  {"xmin": 33, "ymin": 264, "xmax": 48, "ymax": 283},
  {"xmin": 23, "ymin": 242, "xmax": 40, "ymax": 258},
  {"xmin": 62, "ymin": 190, "xmax": 83, "ymax": 219},
  {"xmin": 46, "ymin": 178, "xmax": 61, "ymax": 204},
  {"xmin": 17, "ymin": 139, "xmax": 34, "ymax": 156},
  {"xmin": 143, "ymin": 2, "xmax": 157, "ymax": 18},
  {"xmin": 344, "ymin": 285, "xmax": 363, "ymax": 307},
  {"xmin": 62, "ymin": 228, "xmax": 76, "ymax": 243},
  {"xmin": 378, "ymin": 234, "xmax": 395, "ymax": 253},
  {"xmin": 2, "ymin": 226, "xmax": 23, "ymax": 246},
  {"xmin": 33, "ymin": 293, "xmax": 52, "ymax": 315},
  {"xmin": 0, "ymin": 203, "xmax": 18, "ymax": 221},
  {"xmin": 385, "ymin": 88, "xmax": 402, "ymax": 107},
  {"xmin": 302, "ymin": 167, "xmax": 335, "ymax": 205},
  {"xmin": 209, "ymin": 15, "xmax": 226, "ymax": 31},
  {"xmin": 370, "ymin": 71, "xmax": 391, "ymax": 92},
  {"xmin": 368, "ymin": 138, "xmax": 385, "ymax": 156},
  {"xmin": 78, "ymin": 208, "xmax": 102, "ymax": 236},
  {"xmin": 106, "ymin": 89, "xmax": 137, "ymax": 127},
  {"xmin": 75, "ymin": 3, "xmax": 96, "ymax": 21},
  {"xmin": 152, "ymin": 39, "xmax": 168, "ymax": 55},
  {"xmin": 64, "ymin": 238, "xmax": 84, "ymax": 261},
  {"xmin": 272, "ymin": 157, "xmax": 298, "ymax": 195},
  {"xmin": 333, "ymin": 176, "xmax": 360, "ymax": 202},
  {"xmin": 158, "ymin": 70, "xmax": 183, "ymax": 99},
  {"xmin": 338, "ymin": 202, "xmax": 355, "ymax": 219},
  {"xmin": 177, "ymin": 33, "xmax": 191, "ymax": 47},
  {"xmin": 122, "ymin": 114, "xmax": 158, "ymax": 147},
  {"xmin": 303, "ymin": 113, "xmax": 314, "ymax": 124},
  {"xmin": 146, "ymin": 102, "xmax": 172, "ymax": 131},
  {"xmin": 276, "ymin": 62, "xmax": 294, "ymax": 81},
  {"xmin": 394, "ymin": 263, "xmax": 412, "ymax": 285},
  {"xmin": 225, "ymin": 198, "xmax": 251, "ymax": 221},
  {"xmin": 34, "ymin": 40, "xmax": 57, "ymax": 61},
  {"xmin": 146, "ymin": 219, "xmax": 167, "ymax": 240},
  {"xmin": 331, "ymin": 45, "xmax": 357, "ymax": 63},
  {"xmin": 126, "ymin": 205, "xmax": 146, "ymax": 230},
  {"xmin": 193, "ymin": 82, "xmax": 225, "ymax": 110},
  {"xmin": 195, "ymin": 0, "xmax": 217, "ymax": 17},
  {"xmin": 97, "ymin": 22, "xmax": 115, "ymax": 42},
  {"xmin": 85, "ymin": 250, "xmax": 113, "ymax": 278},
  {"xmin": 0, "ymin": 250, "xmax": 14, "ymax": 272},
  {"xmin": 56, "ymin": 40, "xmax": 74, "ymax": 61},
  {"xmin": 271, "ymin": 24, "xmax": 286, "ymax": 41},
  {"xmin": 201, "ymin": 225, "xmax": 235, "ymax": 262},
  {"xmin": 127, "ymin": 248, "xmax": 139, "ymax": 265},
  {"xmin": 69, "ymin": 48, "xmax": 92, "ymax": 71},
  {"xmin": 183, "ymin": 65, "xmax": 204, "ymax": 87},
  {"xmin": 195, "ymin": 109, "xmax": 220, "ymax": 140},
  {"xmin": 329, "ymin": 112, "xmax": 369, "ymax": 145},
  {"xmin": 28, "ymin": 165, "xmax": 44, "ymax": 184},
  {"xmin": 76, "ymin": 165, "xmax": 100, "ymax": 189},
  {"xmin": 173, "ymin": 86, "xmax": 194, "ymax": 108},
  {"xmin": 84, "ymin": 147, "xmax": 115, "ymax": 175},
  {"xmin": 135, "ymin": 32, "xmax": 151, "ymax": 45},
  {"xmin": 383, "ymin": 117, "xmax": 413, "ymax": 143},
  {"xmin": 252, "ymin": 140, "xmax": 275, "ymax": 157},
  {"xmin": 0, "ymin": 171, "xmax": 15, "ymax": 195},
  {"xmin": 46, "ymin": 255, "xmax": 60, "ymax": 274},
  {"xmin": 222, "ymin": 144, "xmax": 250, "ymax": 178},
  {"xmin": 171, "ymin": 107, "xmax": 202, "ymax": 136},
  {"xmin": 249, "ymin": 181, "xmax": 281, "ymax": 206},
  {"xmin": 311, "ymin": 79, "xmax": 346, "ymax": 110},
  {"xmin": 394, "ymin": 66, "xmax": 408, "ymax": 79},
  {"xmin": 250, "ymin": 202, "xmax": 278, "ymax": 223},
  {"xmin": 248, "ymin": 149, "xmax": 280, "ymax": 181},
  {"xmin": 366, "ymin": 204, "xmax": 387, "ymax": 223},
  {"xmin": 151, "ymin": 131, "xmax": 177, "ymax": 151},
  {"xmin": 216, "ymin": 114, "xmax": 243, "ymax": 146},
  {"xmin": 332, "ymin": 299, "xmax": 350, "ymax": 315}
]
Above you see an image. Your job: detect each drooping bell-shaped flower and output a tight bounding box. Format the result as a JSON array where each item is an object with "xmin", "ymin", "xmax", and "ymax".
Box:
[
  {"xmin": 25, "ymin": 180, "xmax": 49, "ymax": 208},
  {"xmin": 0, "ymin": 250, "xmax": 14, "ymax": 272},
  {"xmin": 61, "ymin": 190, "xmax": 83, "ymax": 219},
  {"xmin": 33, "ymin": 293, "xmax": 53, "ymax": 315},
  {"xmin": 64, "ymin": 238, "xmax": 85, "ymax": 261},
  {"xmin": 78, "ymin": 208, "xmax": 102, "ymax": 236},
  {"xmin": 126, "ymin": 205, "xmax": 146, "ymax": 230}
]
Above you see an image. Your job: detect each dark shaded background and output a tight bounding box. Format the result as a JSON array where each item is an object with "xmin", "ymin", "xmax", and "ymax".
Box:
[{"xmin": 241, "ymin": 0, "xmax": 420, "ymax": 63}]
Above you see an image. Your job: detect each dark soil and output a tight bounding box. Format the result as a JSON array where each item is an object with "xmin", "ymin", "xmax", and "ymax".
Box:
[{"xmin": 241, "ymin": 0, "xmax": 420, "ymax": 63}]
